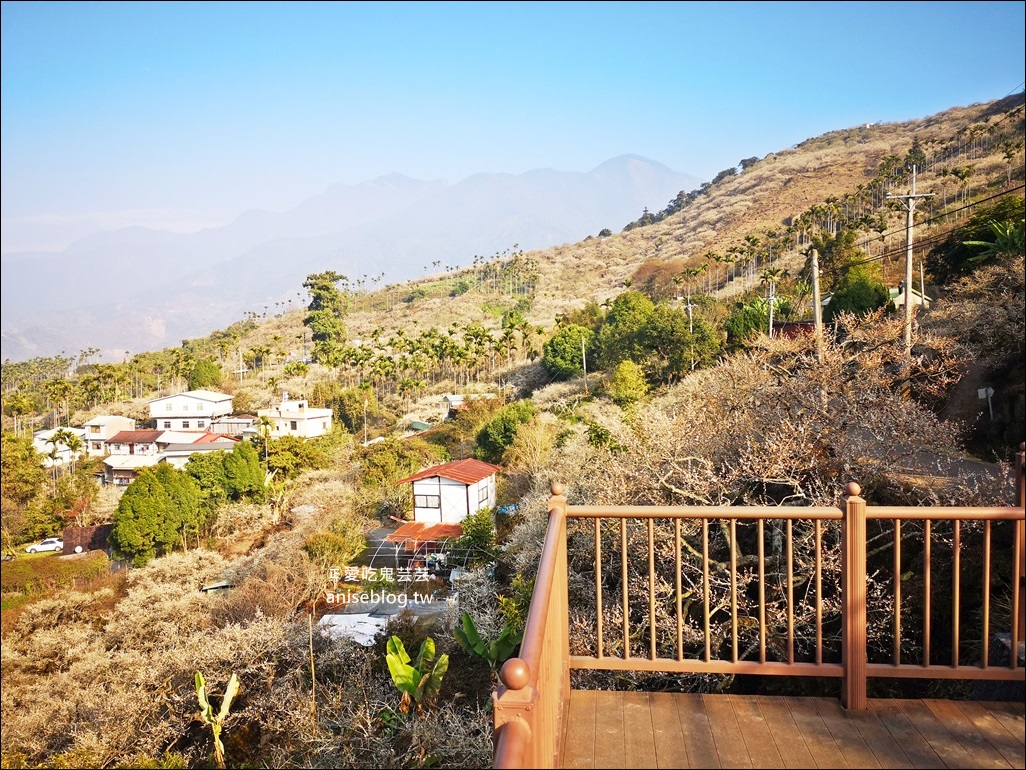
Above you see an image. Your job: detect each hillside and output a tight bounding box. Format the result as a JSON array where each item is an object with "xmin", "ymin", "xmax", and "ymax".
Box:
[
  {"xmin": 1, "ymin": 94, "xmax": 1024, "ymax": 770},
  {"xmin": 206, "ymin": 94, "xmax": 1026, "ymax": 352},
  {"xmin": 0, "ymin": 156, "xmax": 699, "ymax": 362}
]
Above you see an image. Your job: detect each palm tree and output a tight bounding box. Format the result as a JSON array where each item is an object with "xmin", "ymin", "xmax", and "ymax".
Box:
[{"xmin": 256, "ymin": 415, "xmax": 274, "ymax": 463}]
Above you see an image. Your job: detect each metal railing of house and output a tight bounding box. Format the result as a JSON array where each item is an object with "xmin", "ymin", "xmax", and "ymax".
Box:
[{"xmin": 492, "ymin": 445, "xmax": 1025, "ymax": 769}]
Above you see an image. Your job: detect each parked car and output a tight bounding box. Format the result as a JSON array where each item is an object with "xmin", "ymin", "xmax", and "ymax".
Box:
[{"xmin": 25, "ymin": 537, "xmax": 63, "ymax": 554}]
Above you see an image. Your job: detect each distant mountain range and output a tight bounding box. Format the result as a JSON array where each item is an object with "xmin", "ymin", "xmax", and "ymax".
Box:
[{"xmin": 1, "ymin": 155, "xmax": 700, "ymax": 362}]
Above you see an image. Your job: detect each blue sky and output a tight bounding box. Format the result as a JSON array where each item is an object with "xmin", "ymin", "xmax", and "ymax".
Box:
[{"xmin": 2, "ymin": 0, "xmax": 1024, "ymax": 253}]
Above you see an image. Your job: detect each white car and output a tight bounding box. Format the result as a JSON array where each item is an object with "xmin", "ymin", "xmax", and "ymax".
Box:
[{"xmin": 25, "ymin": 537, "xmax": 63, "ymax": 554}]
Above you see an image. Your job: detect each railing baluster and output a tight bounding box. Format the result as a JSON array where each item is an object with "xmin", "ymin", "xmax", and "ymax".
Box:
[
  {"xmin": 703, "ymin": 518, "xmax": 711, "ymax": 663},
  {"xmin": 621, "ymin": 518, "xmax": 629, "ymax": 659},
  {"xmin": 675, "ymin": 519, "xmax": 683, "ymax": 661},
  {"xmin": 982, "ymin": 520, "xmax": 990, "ymax": 668},
  {"xmin": 595, "ymin": 518, "xmax": 603, "ymax": 660},
  {"xmin": 787, "ymin": 518, "xmax": 794, "ymax": 665},
  {"xmin": 842, "ymin": 483, "xmax": 868, "ymax": 710},
  {"xmin": 894, "ymin": 519, "xmax": 902, "ymax": 666},
  {"xmin": 924, "ymin": 520, "xmax": 932, "ymax": 667},
  {"xmin": 758, "ymin": 518, "xmax": 766, "ymax": 664},
  {"xmin": 952, "ymin": 520, "xmax": 961, "ymax": 667},
  {"xmin": 1013, "ymin": 518, "xmax": 1022, "ymax": 670},
  {"xmin": 816, "ymin": 519, "xmax": 823, "ymax": 666},
  {"xmin": 731, "ymin": 518, "xmax": 738, "ymax": 664},
  {"xmin": 648, "ymin": 518, "xmax": 656, "ymax": 661}
]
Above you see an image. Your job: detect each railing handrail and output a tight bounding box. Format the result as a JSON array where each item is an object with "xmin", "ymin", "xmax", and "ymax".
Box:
[
  {"xmin": 565, "ymin": 505, "xmax": 841, "ymax": 520},
  {"xmin": 514, "ymin": 494, "xmax": 566, "ymax": 676},
  {"xmin": 493, "ymin": 486, "xmax": 569, "ymax": 769}
]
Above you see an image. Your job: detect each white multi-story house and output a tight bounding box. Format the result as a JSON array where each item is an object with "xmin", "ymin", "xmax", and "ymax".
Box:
[
  {"xmin": 149, "ymin": 389, "xmax": 234, "ymax": 431},
  {"xmin": 256, "ymin": 392, "xmax": 332, "ymax": 439},
  {"xmin": 82, "ymin": 415, "xmax": 137, "ymax": 456}
]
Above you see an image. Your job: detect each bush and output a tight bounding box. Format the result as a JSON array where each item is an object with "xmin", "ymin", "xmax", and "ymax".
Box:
[
  {"xmin": 824, "ymin": 264, "xmax": 889, "ymax": 321},
  {"xmin": 475, "ymin": 401, "xmax": 536, "ymax": 463},
  {"xmin": 541, "ymin": 325, "xmax": 594, "ymax": 380}
]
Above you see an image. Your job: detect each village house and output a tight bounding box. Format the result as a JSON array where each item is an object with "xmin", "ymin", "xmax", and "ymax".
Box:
[
  {"xmin": 32, "ymin": 427, "xmax": 87, "ymax": 467},
  {"xmin": 101, "ymin": 429, "xmax": 239, "ymax": 485},
  {"xmin": 395, "ymin": 458, "xmax": 500, "ymax": 524},
  {"xmin": 82, "ymin": 415, "xmax": 137, "ymax": 457},
  {"xmin": 209, "ymin": 414, "xmax": 256, "ymax": 436},
  {"xmin": 148, "ymin": 389, "xmax": 234, "ymax": 431},
  {"xmin": 255, "ymin": 392, "xmax": 332, "ymax": 439},
  {"xmin": 890, "ymin": 283, "xmax": 932, "ymax": 312}
]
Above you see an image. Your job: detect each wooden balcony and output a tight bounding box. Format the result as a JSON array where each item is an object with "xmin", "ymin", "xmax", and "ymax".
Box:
[{"xmin": 492, "ymin": 446, "xmax": 1026, "ymax": 769}]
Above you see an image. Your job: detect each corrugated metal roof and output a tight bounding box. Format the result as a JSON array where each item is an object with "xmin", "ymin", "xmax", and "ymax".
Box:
[
  {"xmin": 394, "ymin": 458, "xmax": 500, "ymax": 486},
  {"xmin": 108, "ymin": 430, "xmax": 163, "ymax": 444}
]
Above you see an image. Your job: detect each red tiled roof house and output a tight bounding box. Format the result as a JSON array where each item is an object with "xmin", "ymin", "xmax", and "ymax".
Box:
[{"xmin": 394, "ymin": 458, "xmax": 500, "ymax": 524}]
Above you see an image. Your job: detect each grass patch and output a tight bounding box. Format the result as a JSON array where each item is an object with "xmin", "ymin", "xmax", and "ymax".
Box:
[{"xmin": 1, "ymin": 550, "xmax": 110, "ymax": 596}]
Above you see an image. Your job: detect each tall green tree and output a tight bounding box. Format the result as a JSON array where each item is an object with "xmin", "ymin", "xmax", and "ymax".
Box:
[
  {"xmin": 223, "ymin": 440, "xmax": 266, "ymax": 501},
  {"xmin": 154, "ymin": 463, "xmax": 202, "ymax": 548},
  {"xmin": 1, "ymin": 432, "xmax": 46, "ymax": 550},
  {"xmin": 184, "ymin": 451, "xmax": 229, "ymax": 515},
  {"xmin": 111, "ymin": 464, "xmax": 203, "ymax": 565},
  {"xmin": 303, "ymin": 271, "xmax": 350, "ymax": 364},
  {"xmin": 476, "ymin": 401, "xmax": 536, "ymax": 464},
  {"xmin": 541, "ymin": 325, "xmax": 594, "ymax": 380},
  {"xmin": 110, "ymin": 467, "xmax": 172, "ymax": 566},
  {"xmin": 594, "ymin": 290, "xmax": 655, "ymax": 370},
  {"xmin": 188, "ymin": 358, "xmax": 223, "ymax": 390}
]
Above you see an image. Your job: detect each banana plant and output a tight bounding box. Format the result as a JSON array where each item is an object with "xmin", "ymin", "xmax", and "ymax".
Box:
[
  {"xmin": 385, "ymin": 635, "xmax": 448, "ymax": 714},
  {"xmin": 453, "ymin": 612, "xmax": 522, "ymax": 672},
  {"xmin": 195, "ymin": 671, "xmax": 240, "ymax": 769}
]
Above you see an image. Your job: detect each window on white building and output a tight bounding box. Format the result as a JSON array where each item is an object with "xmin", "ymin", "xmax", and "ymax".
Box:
[{"xmin": 414, "ymin": 495, "xmax": 441, "ymax": 508}]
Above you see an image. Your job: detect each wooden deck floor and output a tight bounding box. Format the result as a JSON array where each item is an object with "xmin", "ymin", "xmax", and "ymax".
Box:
[{"xmin": 560, "ymin": 691, "xmax": 1025, "ymax": 769}]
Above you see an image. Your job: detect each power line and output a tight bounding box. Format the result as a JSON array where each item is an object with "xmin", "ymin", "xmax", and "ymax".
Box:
[{"xmin": 823, "ymin": 182, "xmax": 1026, "ymax": 276}]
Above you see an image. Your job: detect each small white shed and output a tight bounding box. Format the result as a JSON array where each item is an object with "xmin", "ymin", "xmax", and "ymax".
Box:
[{"xmin": 395, "ymin": 458, "xmax": 501, "ymax": 524}]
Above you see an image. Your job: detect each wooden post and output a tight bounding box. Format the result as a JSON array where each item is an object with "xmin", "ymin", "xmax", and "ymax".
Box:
[{"xmin": 841, "ymin": 482, "xmax": 868, "ymax": 709}]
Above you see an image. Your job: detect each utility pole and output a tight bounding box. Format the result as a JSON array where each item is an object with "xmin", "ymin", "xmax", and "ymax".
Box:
[
  {"xmin": 887, "ymin": 167, "xmax": 934, "ymax": 358},
  {"xmin": 811, "ymin": 249, "xmax": 824, "ymax": 363},
  {"xmin": 581, "ymin": 337, "xmax": 589, "ymax": 395}
]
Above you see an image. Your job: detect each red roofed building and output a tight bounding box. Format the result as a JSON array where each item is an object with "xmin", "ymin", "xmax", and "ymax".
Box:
[{"xmin": 395, "ymin": 458, "xmax": 500, "ymax": 524}]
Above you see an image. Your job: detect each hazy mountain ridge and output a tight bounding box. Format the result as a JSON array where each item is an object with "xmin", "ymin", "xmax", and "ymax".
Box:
[{"xmin": 1, "ymin": 156, "xmax": 699, "ymax": 361}]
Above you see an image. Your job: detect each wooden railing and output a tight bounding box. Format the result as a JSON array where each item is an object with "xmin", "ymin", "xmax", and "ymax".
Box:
[
  {"xmin": 492, "ymin": 489, "xmax": 569, "ymax": 770},
  {"xmin": 492, "ymin": 446, "xmax": 1025, "ymax": 768}
]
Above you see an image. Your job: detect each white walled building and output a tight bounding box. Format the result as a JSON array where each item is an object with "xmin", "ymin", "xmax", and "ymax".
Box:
[
  {"xmin": 32, "ymin": 427, "xmax": 87, "ymax": 467},
  {"xmin": 256, "ymin": 392, "xmax": 332, "ymax": 439},
  {"xmin": 149, "ymin": 389, "xmax": 234, "ymax": 431},
  {"xmin": 82, "ymin": 415, "xmax": 137, "ymax": 456},
  {"xmin": 395, "ymin": 458, "xmax": 500, "ymax": 524}
]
